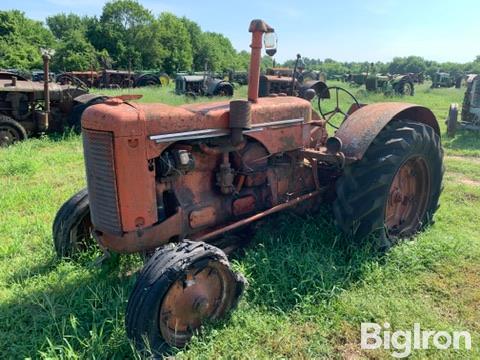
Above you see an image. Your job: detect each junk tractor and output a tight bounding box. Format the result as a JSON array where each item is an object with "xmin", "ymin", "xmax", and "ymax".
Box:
[
  {"xmin": 175, "ymin": 72, "xmax": 234, "ymax": 98},
  {"xmin": 259, "ymin": 54, "xmax": 328, "ymax": 100},
  {"xmin": 365, "ymin": 73, "xmax": 415, "ymax": 96},
  {"xmin": 53, "ymin": 20, "xmax": 444, "ymax": 354},
  {"xmin": 57, "ymin": 69, "xmax": 170, "ymax": 89},
  {"xmin": 447, "ymin": 74, "xmax": 480, "ymax": 137},
  {"xmin": 431, "ymin": 71, "xmax": 462, "ymax": 89},
  {"xmin": 0, "ymin": 54, "xmax": 92, "ymax": 147}
]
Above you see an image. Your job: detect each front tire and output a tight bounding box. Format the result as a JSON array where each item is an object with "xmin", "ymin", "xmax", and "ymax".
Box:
[
  {"xmin": 333, "ymin": 120, "xmax": 443, "ymax": 249},
  {"xmin": 52, "ymin": 188, "xmax": 94, "ymax": 258},
  {"xmin": 126, "ymin": 241, "xmax": 245, "ymax": 354},
  {"xmin": 0, "ymin": 116, "xmax": 27, "ymax": 147}
]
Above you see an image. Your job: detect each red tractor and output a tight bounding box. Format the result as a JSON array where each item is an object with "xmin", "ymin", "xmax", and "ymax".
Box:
[{"xmin": 53, "ymin": 20, "xmax": 443, "ymax": 354}]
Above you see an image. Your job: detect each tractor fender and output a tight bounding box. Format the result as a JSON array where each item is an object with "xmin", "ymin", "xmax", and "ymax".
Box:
[
  {"xmin": 73, "ymin": 93, "xmax": 105, "ymax": 105},
  {"xmin": 206, "ymin": 79, "xmax": 234, "ymax": 96},
  {"xmin": 335, "ymin": 102, "xmax": 440, "ymax": 160},
  {"xmin": 299, "ymin": 80, "xmax": 330, "ymax": 99}
]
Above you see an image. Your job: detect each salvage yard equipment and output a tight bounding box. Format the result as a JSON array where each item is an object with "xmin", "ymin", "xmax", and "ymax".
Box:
[
  {"xmin": 53, "ymin": 19, "xmax": 444, "ymax": 355},
  {"xmin": 0, "ymin": 54, "xmax": 89, "ymax": 147},
  {"xmin": 175, "ymin": 73, "xmax": 234, "ymax": 98},
  {"xmin": 447, "ymin": 74, "xmax": 480, "ymax": 136},
  {"xmin": 365, "ymin": 73, "xmax": 415, "ymax": 96},
  {"xmin": 57, "ymin": 69, "xmax": 169, "ymax": 89},
  {"xmin": 259, "ymin": 54, "xmax": 329, "ymax": 100},
  {"xmin": 431, "ymin": 71, "xmax": 462, "ymax": 88}
]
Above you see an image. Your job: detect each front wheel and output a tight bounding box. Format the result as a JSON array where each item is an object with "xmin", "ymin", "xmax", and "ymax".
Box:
[
  {"xmin": 126, "ymin": 241, "xmax": 246, "ymax": 354},
  {"xmin": 333, "ymin": 120, "xmax": 443, "ymax": 249},
  {"xmin": 0, "ymin": 116, "xmax": 27, "ymax": 147},
  {"xmin": 52, "ymin": 188, "xmax": 94, "ymax": 258}
]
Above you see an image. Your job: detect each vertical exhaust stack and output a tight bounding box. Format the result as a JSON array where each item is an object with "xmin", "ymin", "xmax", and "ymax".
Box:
[
  {"xmin": 42, "ymin": 53, "xmax": 50, "ymax": 117},
  {"xmin": 40, "ymin": 48, "xmax": 54, "ymax": 132},
  {"xmin": 247, "ymin": 20, "xmax": 275, "ymax": 103}
]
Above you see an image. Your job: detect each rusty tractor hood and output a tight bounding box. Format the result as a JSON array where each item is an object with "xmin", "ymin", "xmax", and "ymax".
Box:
[
  {"xmin": 82, "ymin": 96, "xmax": 312, "ymax": 138},
  {"xmin": 0, "ymin": 78, "xmax": 86, "ymax": 100}
]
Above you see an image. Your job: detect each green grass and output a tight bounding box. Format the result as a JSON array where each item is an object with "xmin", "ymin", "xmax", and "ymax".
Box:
[{"xmin": 1, "ymin": 82, "xmax": 480, "ymax": 359}]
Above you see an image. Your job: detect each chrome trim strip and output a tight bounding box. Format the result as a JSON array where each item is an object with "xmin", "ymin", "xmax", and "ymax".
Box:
[
  {"xmin": 150, "ymin": 117, "xmax": 305, "ymax": 143},
  {"xmin": 252, "ymin": 118, "xmax": 304, "ymax": 128}
]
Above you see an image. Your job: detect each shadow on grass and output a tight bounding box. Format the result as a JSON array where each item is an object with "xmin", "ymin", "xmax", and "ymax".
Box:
[
  {"xmin": 0, "ymin": 253, "xmax": 140, "ymax": 359},
  {"xmin": 235, "ymin": 206, "xmax": 380, "ymax": 313}
]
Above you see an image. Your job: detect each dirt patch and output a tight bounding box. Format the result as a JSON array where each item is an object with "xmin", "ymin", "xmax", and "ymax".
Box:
[
  {"xmin": 445, "ymin": 155, "xmax": 480, "ymax": 164},
  {"xmin": 447, "ymin": 172, "xmax": 480, "ymax": 187}
]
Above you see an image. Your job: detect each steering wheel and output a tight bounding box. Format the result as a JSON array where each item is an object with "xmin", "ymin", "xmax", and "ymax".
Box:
[{"xmin": 318, "ymin": 86, "xmax": 359, "ymax": 129}]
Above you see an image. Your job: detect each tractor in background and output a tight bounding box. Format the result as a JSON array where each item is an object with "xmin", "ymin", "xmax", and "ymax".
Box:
[
  {"xmin": 259, "ymin": 54, "xmax": 328, "ymax": 100},
  {"xmin": 53, "ymin": 19, "xmax": 443, "ymax": 355},
  {"xmin": 57, "ymin": 69, "xmax": 170, "ymax": 89},
  {"xmin": 447, "ymin": 74, "xmax": 480, "ymax": 136},
  {"xmin": 431, "ymin": 71, "xmax": 462, "ymax": 89},
  {"xmin": 365, "ymin": 73, "xmax": 415, "ymax": 96},
  {"xmin": 175, "ymin": 72, "xmax": 234, "ymax": 98},
  {"xmin": 0, "ymin": 56, "xmax": 90, "ymax": 147}
]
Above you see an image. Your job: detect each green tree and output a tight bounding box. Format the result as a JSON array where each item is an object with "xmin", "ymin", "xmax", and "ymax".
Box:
[
  {"xmin": 181, "ymin": 17, "xmax": 203, "ymax": 70},
  {"xmin": 155, "ymin": 13, "xmax": 192, "ymax": 74},
  {"xmin": 235, "ymin": 50, "xmax": 251, "ymax": 71},
  {"xmin": 51, "ymin": 30, "xmax": 98, "ymax": 71},
  {"xmin": 0, "ymin": 10, "xmax": 55, "ymax": 70},
  {"xmin": 196, "ymin": 32, "xmax": 236, "ymax": 72},
  {"xmin": 46, "ymin": 13, "xmax": 88, "ymax": 39},
  {"xmin": 90, "ymin": 0, "xmax": 155, "ymax": 69}
]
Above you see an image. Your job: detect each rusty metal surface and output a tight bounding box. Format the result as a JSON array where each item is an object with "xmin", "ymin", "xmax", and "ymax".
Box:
[
  {"xmin": 335, "ymin": 102, "xmax": 439, "ymax": 159},
  {"xmin": 385, "ymin": 156, "xmax": 430, "ymax": 236},
  {"xmin": 79, "ymin": 19, "xmax": 437, "ymax": 259},
  {"xmin": 82, "ymin": 130, "xmax": 122, "ymax": 234},
  {"xmin": 159, "ymin": 259, "xmax": 240, "ymax": 347}
]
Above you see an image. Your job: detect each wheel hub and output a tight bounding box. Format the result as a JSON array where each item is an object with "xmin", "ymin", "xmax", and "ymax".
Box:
[
  {"xmin": 0, "ymin": 127, "xmax": 18, "ymax": 147},
  {"xmin": 385, "ymin": 156, "xmax": 430, "ymax": 236},
  {"xmin": 159, "ymin": 260, "xmax": 237, "ymax": 347}
]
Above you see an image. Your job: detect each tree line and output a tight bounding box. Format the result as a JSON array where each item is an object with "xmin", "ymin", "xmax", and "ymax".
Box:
[{"xmin": 0, "ymin": 1, "xmax": 479, "ymax": 77}]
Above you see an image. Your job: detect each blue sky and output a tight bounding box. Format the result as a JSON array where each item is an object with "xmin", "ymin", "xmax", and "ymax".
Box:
[{"xmin": 5, "ymin": 0, "xmax": 479, "ymax": 63}]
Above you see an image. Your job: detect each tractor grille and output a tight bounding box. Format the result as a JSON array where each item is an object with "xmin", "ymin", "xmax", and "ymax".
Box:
[{"xmin": 82, "ymin": 130, "xmax": 122, "ymax": 234}]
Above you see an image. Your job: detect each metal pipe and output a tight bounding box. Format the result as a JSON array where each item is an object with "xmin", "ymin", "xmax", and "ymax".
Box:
[
  {"xmin": 247, "ymin": 31, "xmax": 263, "ymax": 103},
  {"xmin": 194, "ymin": 190, "xmax": 321, "ymax": 242},
  {"xmin": 291, "ymin": 54, "xmax": 300, "ymax": 96},
  {"xmin": 42, "ymin": 54, "xmax": 50, "ymax": 115}
]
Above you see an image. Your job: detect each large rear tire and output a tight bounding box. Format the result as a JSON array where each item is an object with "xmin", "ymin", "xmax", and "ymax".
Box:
[
  {"xmin": 52, "ymin": 188, "xmax": 93, "ymax": 258},
  {"xmin": 126, "ymin": 240, "xmax": 245, "ymax": 354},
  {"xmin": 333, "ymin": 120, "xmax": 443, "ymax": 249}
]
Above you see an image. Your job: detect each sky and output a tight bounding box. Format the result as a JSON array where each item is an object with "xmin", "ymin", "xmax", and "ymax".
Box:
[{"xmin": 4, "ymin": 0, "xmax": 479, "ymax": 63}]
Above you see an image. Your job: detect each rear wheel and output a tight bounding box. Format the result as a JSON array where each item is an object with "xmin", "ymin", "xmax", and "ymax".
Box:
[
  {"xmin": 126, "ymin": 241, "xmax": 245, "ymax": 354},
  {"xmin": 52, "ymin": 188, "xmax": 94, "ymax": 258},
  {"xmin": 397, "ymin": 81, "xmax": 414, "ymax": 96},
  {"xmin": 0, "ymin": 116, "xmax": 27, "ymax": 147},
  {"xmin": 333, "ymin": 120, "xmax": 443, "ymax": 249},
  {"xmin": 214, "ymin": 84, "xmax": 234, "ymax": 97}
]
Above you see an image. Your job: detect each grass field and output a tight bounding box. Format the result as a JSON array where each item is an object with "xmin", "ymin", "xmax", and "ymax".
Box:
[{"xmin": 1, "ymin": 82, "xmax": 480, "ymax": 359}]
